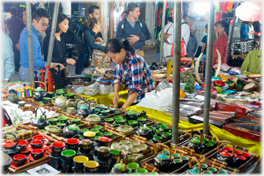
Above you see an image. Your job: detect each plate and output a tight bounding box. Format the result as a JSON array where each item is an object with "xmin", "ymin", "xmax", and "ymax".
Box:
[{"xmin": 228, "ymin": 71, "xmax": 239, "ymax": 75}]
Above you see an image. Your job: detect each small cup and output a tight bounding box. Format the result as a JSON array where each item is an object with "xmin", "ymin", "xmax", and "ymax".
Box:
[
  {"xmin": 49, "ymin": 118, "xmax": 59, "ymax": 125},
  {"xmin": 109, "ymin": 149, "xmax": 120, "ymax": 164},
  {"xmin": 130, "ymin": 147, "xmax": 140, "ymax": 154},
  {"xmin": 104, "ymin": 118, "xmax": 115, "ymax": 124},
  {"xmin": 73, "ymin": 156, "xmax": 88, "ymax": 170},
  {"xmin": 116, "ymin": 118, "xmax": 126, "ymax": 126},
  {"xmin": 104, "ymin": 132, "xmax": 113, "ymax": 138},
  {"xmin": 203, "ymin": 171, "xmax": 213, "ymax": 175},
  {"xmin": 67, "ymin": 93, "xmax": 75, "ymax": 99},
  {"xmin": 131, "ymin": 140, "xmax": 140, "ymax": 147},
  {"xmin": 66, "ymin": 138, "xmax": 79, "ymax": 151},
  {"xmin": 180, "ymin": 156, "xmax": 189, "ymax": 165},
  {"xmin": 31, "ymin": 149, "xmax": 44, "ymax": 160},
  {"xmin": 114, "ymin": 115, "xmax": 123, "ymax": 121},
  {"xmin": 72, "ymin": 118, "xmax": 81, "ymax": 125},
  {"xmin": 13, "ymin": 154, "xmax": 27, "ymax": 166},
  {"xmin": 61, "ymin": 149, "xmax": 76, "ymax": 163},
  {"xmin": 31, "ymin": 140, "xmax": 43, "ymax": 149},
  {"xmin": 51, "ymin": 141, "xmax": 65, "ymax": 157},
  {"xmin": 136, "ymin": 168, "xmax": 148, "ymax": 174},
  {"xmin": 127, "ymin": 162, "xmax": 139, "ymax": 172},
  {"xmin": 137, "ymin": 117, "xmax": 147, "ymax": 124},
  {"xmin": 83, "ymin": 161, "xmax": 99, "ymax": 173},
  {"xmin": 18, "ymin": 101, "xmax": 26, "ymax": 107},
  {"xmin": 97, "ymin": 146, "xmax": 110, "ymax": 162},
  {"xmin": 58, "ymin": 116, "xmax": 68, "ymax": 123},
  {"xmin": 207, "ymin": 167, "xmax": 217, "ymax": 173},
  {"xmin": 17, "ymin": 140, "xmax": 28, "ymax": 151},
  {"xmin": 43, "ymin": 97, "xmax": 51, "ymax": 104},
  {"xmin": 83, "ymin": 131, "xmax": 96, "ymax": 141}
]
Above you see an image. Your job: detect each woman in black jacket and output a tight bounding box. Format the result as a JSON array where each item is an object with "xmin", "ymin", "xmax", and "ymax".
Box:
[
  {"xmin": 43, "ymin": 14, "xmax": 82, "ymax": 78},
  {"xmin": 75, "ymin": 18, "xmax": 105, "ymax": 74}
]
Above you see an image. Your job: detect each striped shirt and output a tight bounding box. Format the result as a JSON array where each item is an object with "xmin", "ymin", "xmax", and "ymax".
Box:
[{"xmin": 113, "ymin": 51, "xmax": 155, "ymax": 103}]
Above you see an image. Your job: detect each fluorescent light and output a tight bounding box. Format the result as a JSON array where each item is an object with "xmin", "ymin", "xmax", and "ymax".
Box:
[{"xmin": 193, "ymin": 2, "xmax": 211, "ymax": 16}]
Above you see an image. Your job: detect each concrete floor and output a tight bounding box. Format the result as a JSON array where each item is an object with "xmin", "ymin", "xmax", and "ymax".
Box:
[{"xmin": 9, "ymin": 46, "xmax": 158, "ymax": 82}]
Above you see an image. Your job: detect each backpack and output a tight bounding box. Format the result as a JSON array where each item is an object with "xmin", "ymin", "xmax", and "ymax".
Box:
[
  {"xmin": 90, "ymin": 37, "xmax": 111, "ymax": 68},
  {"xmin": 120, "ymin": 18, "xmax": 145, "ymax": 38},
  {"xmin": 181, "ymin": 22, "xmax": 198, "ymax": 57}
]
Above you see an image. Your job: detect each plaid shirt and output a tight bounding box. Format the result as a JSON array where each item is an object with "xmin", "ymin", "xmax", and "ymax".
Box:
[{"xmin": 112, "ymin": 51, "xmax": 155, "ymax": 103}]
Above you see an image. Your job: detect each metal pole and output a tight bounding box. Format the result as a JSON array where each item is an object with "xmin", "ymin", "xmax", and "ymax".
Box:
[
  {"xmin": 45, "ymin": 2, "xmax": 60, "ymax": 80},
  {"xmin": 26, "ymin": 2, "xmax": 34, "ymax": 84},
  {"xmin": 203, "ymin": 2, "xmax": 215, "ymax": 135},
  {"xmin": 171, "ymin": 1, "xmax": 181, "ymax": 145},
  {"xmin": 158, "ymin": 2, "xmax": 167, "ymax": 65},
  {"xmin": 227, "ymin": 2, "xmax": 239, "ymax": 61}
]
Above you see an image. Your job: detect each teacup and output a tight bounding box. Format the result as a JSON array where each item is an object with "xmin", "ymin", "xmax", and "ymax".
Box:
[
  {"xmin": 31, "ymin": 149, "xmax": 44, "ymax": 160},
  {"xmin": 67, "ymin": 93, "xmax": 75, "ymax": 100},
  {"xmin": 58, "ymin": 116, "xmax": 68, "ymax": 123},
  {"xmin": 83, "ymin": 161, "xmax": 99, "ymax": 173},
  {"xmin": 73, "ymin": 156, "xmax": 88, "ymax": 170},
  {"xmin": 66, "ymin": 107, "xmax": 76, "ymax": 114},
  {"xmin": 18, "ymin": 101, "xmax": 26, "ymax": 107},
  {"xmin": 43, "ymin": 97, "xmax": 51, "ymax": 104},
  {"xmin": 13, "ymin": 154, "xmax": 27, "ymax": 166}
]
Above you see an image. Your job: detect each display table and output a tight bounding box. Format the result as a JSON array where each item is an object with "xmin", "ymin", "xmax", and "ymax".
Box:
[
  {"xmin": 80, "ymin": 90, "xmax": 128, "ymax": 106},
  {"xmin": 127, "ymin": 105, "xmax": 261, "ymax": 156}
]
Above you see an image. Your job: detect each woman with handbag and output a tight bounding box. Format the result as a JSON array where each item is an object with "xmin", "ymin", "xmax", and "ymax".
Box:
[
  {"xmin": 105, "ymin": 39, "xmax": 155, "ymax": 110},
  {"xmin": 43, "ymin": 14, "xmax": 82, "ymax": 79},
  {"xmin": 75, "ymin": 18, "xmax": 106, "ymax": 74}
]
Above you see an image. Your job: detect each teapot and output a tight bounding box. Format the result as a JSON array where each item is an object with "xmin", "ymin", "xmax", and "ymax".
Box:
[
  {"xmin": 76, "ymin": 99, "xmax": 91, "ymax": 117},
  {"xmin": 7, "ymin": 93, "xmax": 19, "ymax": 104},
  {"xmin": 124, "ymin": 110, "xmax": 146, "ymax": 121},
  {"xmin": 75, "ymin": 99, "xmax": 90, "ymax": 109},
  {"xmin": 63, "ymin": 121, "xmax": 80, "ymax": 138},
  {"xmin": 187, "ymin": 129, "xmax": 204, "ymax": 153},
  {"xmin": 32, "ymin": 81, "xmax": 47, "ymax": 101},
  {"xmin": 51, "ymin": 95, "xmax": 69, "ymax": 109},
  {"xmin": 2, "ymin": 132, "xmax": 23, "ymax": 157},
  {"xmin": 31, "ymin": 108, "xmax": 48, "ymax": 129},
  {"xmin": 110, "ymin": 150, "xmax": 130, "ymax": 174},
  {"xmin": 188, "ymin": 157, "xmax": 202, "ymax": 174},
  {"xmin": 136, "ymin": 125, "xmax": 153, "ymax": 140},
  {"xmin": 153, "ymin": 143, "xmax": 172, "ymax": 172}
]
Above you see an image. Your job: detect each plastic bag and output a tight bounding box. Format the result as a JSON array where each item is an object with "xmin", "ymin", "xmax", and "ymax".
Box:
[
  {"xmin": 99, "ymin": 83, "xmax": 113, "ymax": 95},
  {"xmin": 84, "ymin": 82, "xmax": 99, "ymax": 96},
  {"xmin": 72, "ymin": 85, "xmax": 84, "ymax": 95},
  {"xmin": 136, "ymin": 88, "xmax": 173, "ymax": 111}
]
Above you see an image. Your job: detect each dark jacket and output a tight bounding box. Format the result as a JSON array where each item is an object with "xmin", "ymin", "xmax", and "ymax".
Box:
[
  {"xmin": 116, "ymin": 17, "xmax": 151, "ymax": 50},
  {"xmin": 75, "ymin": 29, "xmax": 104, "ymax": 74},
  {"xmin": 6, "ymin": 16, "xmax": 25, "ymax": 46}
]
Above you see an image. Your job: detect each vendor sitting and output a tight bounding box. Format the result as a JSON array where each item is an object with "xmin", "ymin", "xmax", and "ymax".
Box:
[
  {"xmin": 240, "ymin": 45, "xmax": 261, "ymax": 74},
  {"xmin": 105, "ymin": 39, "xmax": 155, "ymax": 110}
]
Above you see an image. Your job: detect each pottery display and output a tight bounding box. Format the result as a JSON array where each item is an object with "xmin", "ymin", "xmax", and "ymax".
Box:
[
  {"xmin": 45, "ymin": 126, "xmax": 62, "ymax": 136},
  {"xmin": 87, "ymin": 114, "xmax": 101, "ymax": 125},
  {"xmin": 33, "ymin": 87, "xmax": 46, "ymax": 102},
  {"xmin": 63, "ymin": 122, "xmax": 80, "ymax": 138},
  {"xmin": 76, "ymin": 104, "xmax": 91, "ymax": 117},
  {"xmin": 52, "ymin": 95, "xmax": 68, "ymax": 109},
  {"xmin": 31, "ymin": 108, "xmax": 48, "ymax": 129}
]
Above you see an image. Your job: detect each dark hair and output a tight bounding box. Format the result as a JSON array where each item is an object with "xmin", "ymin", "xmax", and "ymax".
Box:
[
  {"xmin": 121, "ymin": 11, "xmax": 128, "ymax": 15},
  {"xmin": 215, "ymin": 20, "xmax": 229, "ymax": 34},
  {"xmin": 183, "ymin": 14, "xmax": 189, "ymax": 20},
  {"xmin": 105, "ymin": 39, "xmax": 135, "ymax": 54},
  {"xmin": 88, "ymin": 5, "xmax": 99, "ymax": 15},
  {"xmin": 56, "ymin": 14, "xmax": 68, "ymax": 33},
  {"xmin": 127, "ymin": 3, "xmax": 139, "ymax": 13},
  {"xmin": 205, "ymin": 24, "xmax": 208, "ymax": 30},
  {"xmin": 84, "ymin": 18, "xmax": 98, "ymax": 30},
  {"xmin": 10, "ymin": 7, "xmax": 17, "ymax": 15},
  {"xmin": 32, "ymin": 8, "xmax": 49, "ymax": 22},
  {"xmin": 167, "ymin": 17, "xmax": 173, "ymax": 23}
]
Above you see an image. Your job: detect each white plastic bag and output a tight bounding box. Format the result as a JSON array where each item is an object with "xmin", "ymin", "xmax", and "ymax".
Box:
[
  {"xmin": 99, "ymin": 84, "xmax": 113, "ymax": 95},
  {"xmin": 84, "ymin": 82, "xmax": 99, "ymax": 96},
  {"xmin": 136, "ymin": 88, "xmax": 173, "ymax": 111}
]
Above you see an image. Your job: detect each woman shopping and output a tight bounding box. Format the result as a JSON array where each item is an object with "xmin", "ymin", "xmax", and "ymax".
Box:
[
  {"xmin": 75, "ymin": 18, "xmax": 106, "ymax": 74},
  {"xmin": 43, "ymin": 14, "xmax": 82, "ymax": 79},
  {"xmin": 105, "ymin": 39, "xmax": 155, "ymax": 110},
  {"xmin": 213, "ymin": 21, "xmax": 229, "ymax": 64}
]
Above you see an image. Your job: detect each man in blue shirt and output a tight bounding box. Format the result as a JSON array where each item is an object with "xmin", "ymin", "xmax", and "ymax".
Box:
[
  {"xmin": 116, "ymin": 3, "xmax": 151, "ymax": 58},
  {"xmin": 19, "ymin": 9, "xmax": 64, "ymax": 82}
]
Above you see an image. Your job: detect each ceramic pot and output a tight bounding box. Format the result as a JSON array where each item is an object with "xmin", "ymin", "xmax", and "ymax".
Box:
[
  {"xmin": 97, "ymin": 146, "xmax": 110, "ymax": 162},
  {"xmin": 52, "ymin": 95, "xmax": 68, "ymax": 109},
  {"xmin": 31, "ymin": 149, "xmax": 44, "ymax": 160},
  {"xmin": 61, "ymin": 149, "xmax": 76, "ymax": 163},
  {"xmin": 188, "ymin": 129, "xmax": 204, "ymax": 153},
  {"xmin": 79, "ymin": 139, "xmax": 93, "ymax": 153},
  {"xmin": 153, "ymin": 143, "xmax": 171, "ymax": 172},
  {"xmin": 73, "ymin": 156, "xmax": 88, "ymax": 170},
  {"xmin": 31, "ymin": 108, "xmax": 47, "ymax": 129},
  {"xmin": 66, "ymin": 138, "xmax": 79, "ymax": 151},
  {"xmin": 33, "ymin": 87, "xmax": 45, "ymax": 102},
  {"xmin": 63, "ymin": 122, "xmax": 80, "ymax": 138},
  {"xmin": 7, "ymin": 93, "xmax": 19, "ymax": 104},
  {"xmin": 83, "ymin": 161, "xmax": 99, "ymax": 173},
  {"xmin": 98, "ymin": 137, "xmax": 111, "ymax": 147},
  {"xmin": 51, "ymin": 141, "xmax": 65, "ymax": 157},
  {"xmin": 13, "ymin": 154, "xmax": 27, "ymax": 167}
]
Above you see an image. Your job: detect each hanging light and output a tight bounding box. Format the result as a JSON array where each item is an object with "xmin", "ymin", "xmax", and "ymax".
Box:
[{"xmin": 193, "ymin": 2, "xmax": 211, "ymax": 16}]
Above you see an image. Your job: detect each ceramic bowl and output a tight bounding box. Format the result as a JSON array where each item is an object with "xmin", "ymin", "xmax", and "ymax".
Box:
[
  {"xmin": 13, "ymin": 154, "xmax": 27, "ymax": 166},
  {"xmin": 127, "ymin": 162, "xmax": 139, "ymax": 172},
  {"xmin": 58, "ymin": 116, "xmax": 68, "ymax": 123},
  {"xmin": 138, "ymin": 144, "xmax": 148, "ymax": 152},
  {"xmin": 73, "ymin": 156, "xmax": 88, "ymax": 170},
  {"xmin": 117, "ymin": 125, "xmax": 133, "ymax": 135},
  {"xmin": 131, "ymin": 140, "xmax": 140, "ymax": 147},
  {"xmin": 83, "ymin": 161, "xmax": 99, "ymax": 173},
  {"xmin": 31, "ymin": 149, "xmax": 44, "ymax": 160},
  {"xmin": 87, "ymin": 114, "xmax": 100, "ymax": 125},
  {"xmin": 61, "ymin": 149, "xmax": 76, "ymax": 163},
  {"xmin": 31, "ymin": 140, "xmax": 43, "ymax": 149}
]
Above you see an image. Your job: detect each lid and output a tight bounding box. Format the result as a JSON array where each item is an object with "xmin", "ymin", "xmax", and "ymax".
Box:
[
  {"xmin": 220, "ymin": 151, "xmax": 232, "ymax": 157},
  {"xmin": 80, "ymin": 105, "xmax": 87, "ymax": 109},
  {"xmin": 127, "ymin": 111, "xmax": 137, "ymax": 115},
  {"xmin": 66, "ymin": 138, "xmax": 79, "ymax": 144},
  {"xmin": 190, "ymin": 138, "xmax": 200, "ymax": 144},
  {"xmin": 97, "ymin": 146, "xmax": 110, "ymax": 153},
  {"xmin": 69, "ymin": 124, "xmax": 80, "ymax": 131},
  {"xmin": 84, "ymin": 131, "xmax": 96, "ymax": 137},
  {"xmin": 34, "ymin": 87, "xmax": 44, "ymax": 91},
  {"xmin": 157, "ymin": 154, "xmax": 169, "ymax": 160},
  {"xmin": 2, "ymin": 140, "xmax": 15, "ymax": 148},
  {"xmin": 58, "ymin": 116, "xmax": 68, "ymax": 120},
  {"xmin": 99, "ymin": 136, "xmax": 111, "ymax": 142}
]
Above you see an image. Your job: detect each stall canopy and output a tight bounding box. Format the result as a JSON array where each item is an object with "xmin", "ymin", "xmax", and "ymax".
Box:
[{"xmin": 236, "ymin": 1, "xmax": 262, "ymax": 21}]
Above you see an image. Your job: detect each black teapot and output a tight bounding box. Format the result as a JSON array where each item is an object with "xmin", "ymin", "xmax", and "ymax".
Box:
[
  {"xmin": 136, "ymin": 125, "xmax": 153, "ymax": 140},
  {"xmin": 63, "ymin": 121, "xmax": 80, "ymax": 138},
  {"xmin": 32, "ymin": 81, "xmax": 47, "ymax": 102},
  {"xmin": 153, "ymin": 143, "xmax": 172, "ymax": 172},
  {"xmin": 2, "ymin": 132, "xmax": 23, "ymax": 157},
  {"xmin": 75, "ymin": 99, "xmax": 91, "ymax": 117},
  {"xmin": 110, "ymin": 150, "xmax": 130, "ymax": 174},
  {"xmin": 187, "ymin": 129, "xmax": 204, "ymax": 153},
  {"xmin": 124, "ymin": 110, "xmax": 146, "ymax": 121},
  {"xmin": 31, "ymin": 108, "xmax": 48, "ymax": 129}
]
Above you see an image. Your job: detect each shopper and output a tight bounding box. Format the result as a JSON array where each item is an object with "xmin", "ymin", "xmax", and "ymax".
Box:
[
  {"xmin": 6, "ymin": 7, "xmax": 25, "ymax": 72},
  {"xmin": 240, "ymin": 46, "xmax": 261, "ymax": 74},
  {"xmin": 43, "ymin": 14, "xmax": 81, "ymax": 79},
  {"xmin": 240, "ymin": 21, "xmax": 254, "ymax": 40},
  {"xmin": 253, "ymin": 21, "xmax": 261, "ymax": 39},
  {"xmin": 121, "ymin": 11, "xmax": 128, "ymax": 20},
  {"xmin": 181, "ymin": 14, "xmax": 190, "ymax": 56},
  {"xmin": 105, "ymin": 39, "xmax": 155, "ymax": 109},
  {"xmin": 201, "ymin": 24, "xmax": 215, "ymax": 61},
  {"xmin": 191, "ymin": 14, "xmax": 208, "ymax": 57},
  {"xmin": 159, "ymin": 16, "xmax": 174, "ymax": 57},
  {"xmin": 2, "ymin": 31, "xmax": 15, "ymax": 83},
  {"xmin": 88, "ymin": 5, "xmax": 101, "ymax": 21},
  {"xmin": 116, "ymin": 2, "xmax": 151, "ymax": 58},
  {"xmin": 248, "ymin": 22, "xmax": 254, "ymax": 39},
  {"xmin": 19, "ymin": 9, "xmax": 65, "ymax": 82},
  {"xmin": 75, "ymin": 18, "xmax": 105, "ymax": 74},
  {"xmin": 213, "ymin": 21, "xmax": 228, "ymax": 64}
]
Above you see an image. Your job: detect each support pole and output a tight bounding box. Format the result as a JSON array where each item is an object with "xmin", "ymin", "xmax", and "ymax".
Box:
[
  {"xmin": 45, "ymin": 2, "xmax": 60, "ymax": 80},
  {"xmin": 158, "ymin": 2, "xmax": 167, "ymax": 65},
  {"xmin": 227, "ymin": 2, "xmax": 239, "ymax": 61},
  {"xmin": 171, "ymin": 2, "xmax": 181, "ymax": 145},
  {"xmin": 26, "ymin": 2, "xmax": 34, "ymax": 84},
  {"xmin": 203, "ymin": 2, "xmax": 215, "ymax": 135}
]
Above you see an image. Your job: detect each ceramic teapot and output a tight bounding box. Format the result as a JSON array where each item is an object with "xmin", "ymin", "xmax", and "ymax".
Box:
[
  {"xmin": 153, "ymin": 143, "xmax": 172, "ymax": 172},
  {"xmin": 63, "ymin": 121, "xmax": 80, "ymax": 138},
  {"xmin": 110, "ymin": 150, "xmax": 130, "ymax": 174},
  {"xmin": 75, "ymin": 99, "xmax": 90, "ymax": 109},
  {"xmin": 125, "ymin": 110, "xmax": 146, "ymax": 121},
  {"xmin": 52, "ymin": 95, "xmax": 69, "ymax": 109},
  {"xmin": 216, "ymin": 140, "xmax": 240, "ymax": 167},
  {"xmin": 31, "ymin": 108, "xmax": 48, "ymax": 129},
  {"xmin": 7, "ymin": 92, "xmax": 19, "ymax": 104},
  {"xmin": 76, "ymin": 102, "xmax": 91, "ymax": 117},
  {"xmin": 2, "ymin": 132, "xmax": 23, "ymax": 156},
  {"xmin": 32, "ymin": 81, "xmax": 47, "ymax": 101},
  {"xmin": 187, "ymin": 129, "xmax": 204, "ymax": 153},
  {"xmin": 136, "ymin": 125, "xmax": 153, "ymax": 140}
]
